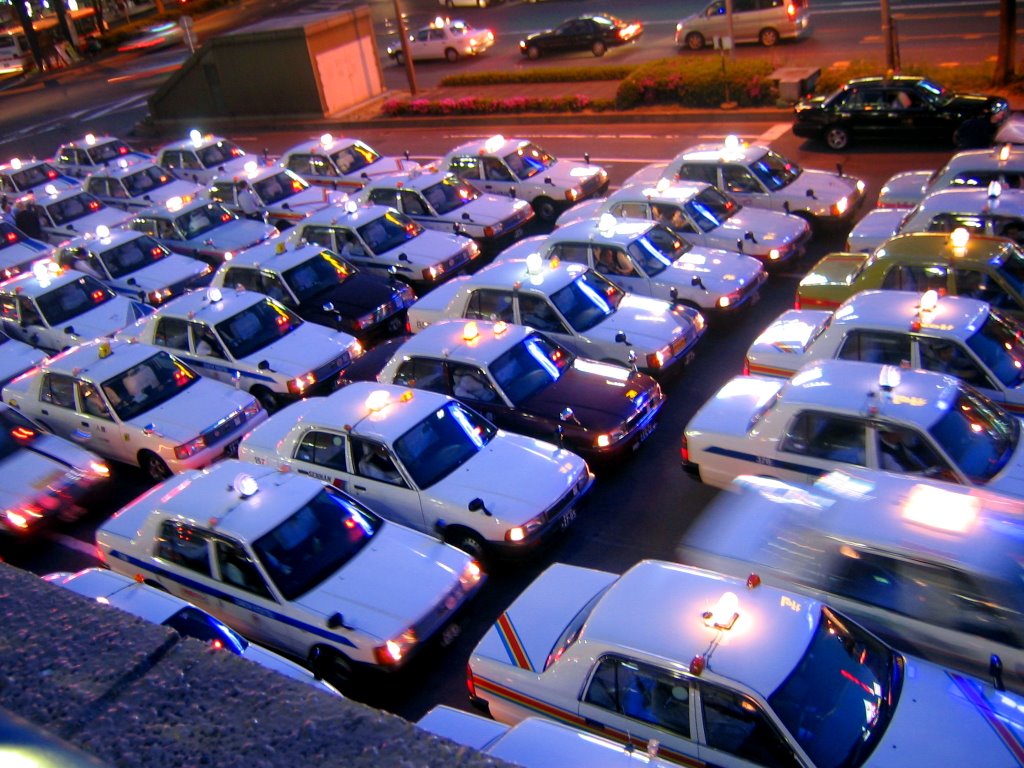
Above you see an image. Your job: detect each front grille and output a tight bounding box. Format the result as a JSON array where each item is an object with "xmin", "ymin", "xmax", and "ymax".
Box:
[
  {"xmin": 412, "ymin": 581, "xmax": 467, "ymax": 642},
  {"xmin": 202, "ymin": 408, "xmax": 247, "ymax": 444},
  {"xmin": 622, "ymin": 386, "xmax": 664, "ymax": 434},
  {"xmin": 579, "ymin": 173, "xmax": 604, "ymax": 197},
  {"xmin": 312, "ymin": 351, "xmax": 351, "ymax": 383}
]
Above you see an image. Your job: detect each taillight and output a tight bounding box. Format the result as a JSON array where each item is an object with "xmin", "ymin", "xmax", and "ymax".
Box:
[
  {"xmin": 681, "ymin": 433, "xmax": 690, "ymax": 464},
  {"xmin": 466, "ymin": 663, "xmax": 476, "ymax": 698},
  {"xmin": 95, "ymin": 545, "xmax": 107, "ymax": 563},
  {"xmin": 786, "ymin": 2, "xmax": 796, "ymax": 19},
  {"xmin": 742, "ymin": 358, "xmax": 750, "ymax": 375},
  {"xmin": 793, "ymin": 295, "xmax": 801, "ymax": 310}
]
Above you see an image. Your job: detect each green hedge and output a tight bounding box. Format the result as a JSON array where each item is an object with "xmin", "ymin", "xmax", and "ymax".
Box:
[
  {"xmin": 813, "ymin": 60, "xmax": 1024, "ymax": 95},
  {"xmin": 615, "ymin": 57, "xmax": 776, "ymax": 109}
]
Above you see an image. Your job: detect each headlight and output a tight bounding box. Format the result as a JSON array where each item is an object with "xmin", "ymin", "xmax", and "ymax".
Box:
[
  {"xmin": 243, "ymin": 399, "xmax": 262, "ymax": 417},
  {"xmin": 564, "ymin": 188, "xmax": 581, "ymax": 202},
  {"xmin": 373, "ymin": 628, "xmax": 417, "ymax": 666},
  {"xmin": 832, "ymin": 197, "xmax": 849, "ymax": 216},
  {"xmin": 423, "ymin": 264, "xmax": 442, "ymax": 282},
  {"xmin": 768, "ymin": 248, "xmax": 781, "ymax": 261},
  {"xmin": 717, "ymin": 291, "xmax": 740, "ymax": 309},
  {"xmin": 174, "ymin": 436, "xmax": 206, "ymax": 460},
  {"xmin": 483, "ymin": 225, "xmax": 496, "ymax": 238},
  {"xmin": 460, "ymin": 560, "xmax": 483, "ymax": 589},
  {"xmin": 287, "ymin": 373, "xmax": 317, "ymax": 395},
  {"xmin": 506, "ymin": 513, "xmax": 545, "ymax": 543},
  {"xmin": 595, "ymin": 427, "xmax": 626, "ymax": 448},
  {"xmin": 645, "ymin": 345, "xmax": 672, "ymax": 370}
]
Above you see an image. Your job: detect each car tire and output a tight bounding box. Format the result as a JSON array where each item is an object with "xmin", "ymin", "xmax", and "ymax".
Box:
[
  {"xmin": 446, "ymin": 527, "xmax": 488, "ymax": 563},
  {"xmin": 592, "ymin": 41, "xmax": 606, "ymax": 57},
  {"xmin": 823, "ymin": 125, "xmax": 851, "ymax": 151},
  {"xmin": 758, "ymin": 27, "xmax": 779, "ymax": 46},
  {"xmin": 685, "ymin": 32, "xmax": 705, "ymax": 50},
  {"xmin": 252, "ymin": 386, "xmax": 279, "ymax": 414},
  {"xmin": 532, "ymin": 196, "xmax": 558, "ymax": 222},
  {"xmin": 139, "ymin": 451, "xmax": 172, "ymax": 483},
  {"xmin": 394, "ymin": 51, "xmax": 405, "ymax": 66},
  {"xmin": 445, "ymin": 47, "xmax": 459, "ymax": 63},
  {"xmin": 526, "ymin": 45, "xmax": 541, "ymax": 60},
  {"xmin": 309, "ymin": 646, "xmax": 356, "ymax": 691}
]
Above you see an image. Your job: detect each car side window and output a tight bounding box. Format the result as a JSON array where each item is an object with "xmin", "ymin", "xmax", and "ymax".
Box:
[
  {"xmin": 192, "ymin": 322, "xmax": 227, "ymax": 359},
  {"xmin": 549, "ymin": 242, "xmax": 590, "ymax": 266},
  {"xmin": 78, "ymin": 380, "xmax": 112, "ymax": 420},
  {"xmin": 394, "ymin": 357, "xmax": 447, "ymax": 393},
  {"xmin": 351, "ymin": 437, "xmax": 405, "ymax": 486},
  {"xmin": 295, "ymin": 429, "xmax": 348, "ymax": 472},
  {"xmin": 465, "ymin": 289, "xmax": 514, "ymax": 323},
  {"xmin": 721, "ymin": 165, "xmax": 761, "ymax": 194},
  {"xmin": 874, "ymin": 424, "xmax": 954, "ymax": 478},
  {"xmin": 221, "ymin": 267, "xmax": 260, "ymax": 293},
  {"xmin": 917, "ymin": 337, "xmax": 992, "ymax": 388},
  {"xmin": 161, "ymin": 151, "xmax": 181, "ymax": 170},
  {"xmin": 0, "ymin": 295, "xmax": 17, "ymax": 322},
  {"xmin": 448, "ymin": 156, "xmax": 482, "ymax": 182},
  {"xmin": 17, "ymin": 297, "xmax": 42, "ymax": 326},
  {"xmin": 39, "ymin": 373, "xmax": 76, "ymax": 409},
  {"xmin": 612, "ymin": 202, "xmax": 649, "ymax": 221},
  {"xmin": 483, "ymin": 157, "xmax": 514, "ymax": 182},
  {"xmin": 300, "ymin": 225, "xmax": 336, "ymax": 251},
  {"xmin": 880, "ymin": 264, "xmax": 947, "ymax": 293},
  {"xmin": 518, "ymin": 293, "xmax": 565, "ymax": 334},
  {"xmin": 400, "ymin": 190, "xmax": 427, "ymax": 216},
  {"xmin": 284, "ymin": 155, "xmax": 312, "ymax": 176},
  {"xmin": 451, "ymin": 363, "xmax": 498, "ymax": 404},
  {"xmin": 367, "ymin": 189, "xmax": 399, "ymax": 208},
  {"xmin": 781, "ymin": 411, "xmax": 867, "ymax": 466},
  {"xmin": 699, "ymin": 683, "xmax": 800, "ymax": 768},
  {"xmin": 676, "ymin": 163, "xmax": 719, "ymax": 187},
  {"xmin": 215, "ymin": 539, "xmax": 272, "ymax": 598},
  {"xmin": 153, "ymin": 316, "xmax": 190, "ymax": 351},
  {"xmin": 156, "ymin": 520, "xmax": 212, "ymax": 577},
  {"xmin": 954, "ymin": 268, "xmax": 1018, "ymax": 310},
  {"xmin": 584, "ymin": 657, "xmax": 692, "ymax": 737},
  {"xmin": 309, "ymin": 155, "xmax": 339, "ymax": 177},
  {"xmin": 836, "ymin": 330, "xmax": 911, "ymax": 366}
]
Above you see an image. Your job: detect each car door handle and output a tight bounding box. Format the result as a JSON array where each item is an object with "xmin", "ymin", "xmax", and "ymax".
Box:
[
  {"xmin": 353, "ymin": 484, "xmax": 367, "ymax": 491},
  {"xmin": 80, "ymin": 421, "xmax": 89, "ymax": 427},
  {"xmin": 41, "ymin": 409, "xmax": 49, "ymax": 416}
]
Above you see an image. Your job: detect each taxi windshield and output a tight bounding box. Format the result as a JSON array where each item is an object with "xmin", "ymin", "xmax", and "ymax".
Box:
[
  {"xmin": 683, "ymin": 186, "xmax": 741, "ymax": 232},
  {"xmin": 87, "ymin": 139, "xmax": 133, "ymax": 164},
  {"xmin": 11, "ymin": 162, "xmax": 60, "ymax": 190},
  {"xmin": 284, "ymin": 250, "xmax": 354, "ymax": 301},
  {"xmin": 0, "ymin": 404, "xmax": 41, "ymax": 461},
  {"xmin": 253, "ymin": 170, "xmax": 308, "ymax": 205},
  {"xmin": 197, "ymin": 141, "xmax": 244, "ymax": 168},
  {"xmin": 215, "ymin": 299, "xmax": 303, "ymax": 359},
  {"xmin": 100, "ymin": 235, "xmax": 168, "ymax": 278},
  {"xmin": 252, "ymin": 486, "xmax": 382, "ymax": 601},
  {"xmin": 392, "ymin": 401, "xmax": 497, "ymax": 488},
  {"xmin": 965, "ymin": 311, "xmax": 1024, "ymax": 388},
  {"xmin": 503, "ymin": 142, "xmax": 556, "ymax": 181},
  {"xmin": 626, "ymin": 224, "xmax": 693, "ymax": 277},
  {"xmin": 175, "ymin": 202, "xmax": 235, "ymax": 239},
  {"xmin": 928, "ymin": 388, "xmax": 1018, "ymax": 483},
  {"xmin": 46, "ymin": 192, "xmax": 105, "ymax": 226},
  {"xmin": 421, "ymin": 176, "xmax": 479, "ymax": 214},
  {"xmin": 747, "ymin": 149, "xmax": 801, "ymax": 192},
  {"xmin": 329, "ymin": 141, "xmax": 381, "ymax": 175},
  {"xmin": 550, "ymin": 269, "xmax": 622, "ymax": 332},
  {"xmin": 36, "ymin": 274, "xmax": 115, "ymax": 325},
  {"xmin": 123, "ymin": 166, "xmax": 173, "ymax": 196},
  {"xmin": 101, "ymin": 351, "xmax": 199, "ymax": 421},
  {"xmin": 995, "ymin": 243, "xmax": 1024, "ymax": 294},
  {"xmin": 768, "ymin": 607, "xmax": 900, "ymax": 768},
  {"xmin": 357, "ymin": 211, "xmax": 422, "ymax": 253},
  {"xmin": 490, "ymin": 333, "xmax": 573, "ymax": 405}
]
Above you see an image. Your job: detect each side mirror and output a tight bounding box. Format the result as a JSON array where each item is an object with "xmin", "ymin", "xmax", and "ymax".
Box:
[
  {"xmin": 806, "ymin": 188, "xmax": 816, "ymax": 199},
  {"xmin": 322, "ymin": 301, "xmax": 335, "ymax": 312},
  {"xmin": 257, "ymin": 360, "xmax": 270, "ymax": 370},
  {"xmin": 468, "ymin": 497, "xmax": 492, "ymax": 516},
  {"xmin": 991, "ymin": 654, "xmax": 1006, "ymax": 691},
  {"xmin": 614, "ymin": 330, "xmax": 628, "ymax": 344},
  {"xmin": 397, "ymin": 252, "xmax": 410, "ymax": 262}
]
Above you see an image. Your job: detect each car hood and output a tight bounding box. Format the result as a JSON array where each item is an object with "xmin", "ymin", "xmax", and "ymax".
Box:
[
  {"xmin": 241, "ymin": 322, "xmax": 356, "ymax": 377},
  {"xmin": 298, "ymin": 275, "xmax": 408, "ymax": 328},
  {"xmin": 846, "ymin": 208, "xmax": 907, "ymax": 252},
  {"xmin": 947, "ymin": 93, "xmax": 1007, "ymax": 116},
  {"xmin": 118, "ymin": 254, "xmax": 210, "ymax": 293},
  {"xmin": 686, "ymin": 375, "xmax": 785, "ymax": 438},
  {"xmin": 137, "ymin": 180, "xmax": 204, "ymax": 208},
  {"xmin": 64, "ymin": 296, "xmax": 146, "ymax": 342},
  {"xmin": 448, "ymin": 196, "xmax": 528, "ymax": 228},
  {"xmin": 0, "ymin": 339, "xmax": 46, "ymax": 386},
  {"xmin": 124, "ymin": 378, "xmax": 254, "ymax": 442},
  {"xmin": 708, "ymin": 209, "xmax": 809, "ymax": 254},
  {"xmin": 801, "ymin": 253, "xmax": 868, "ymax": 287},
  {"xmin": 984, "ymin": 434, "xmax": 1024, "ymax": 499},
  {"xmin": 667, "ymin": 246, "xmax": 765, "ymax": 294},
  {"xmin": 379, "ymin": 229, "xmax": 467, "ymax": 266},
  {"xmin": 745, "ymin": 309, "xmax": 832, "ymax": 376},
  {"xmin": 782, "ymin": 169, "xmax": 861, "ymax": 206},
  {"xmin": 0, "ymin": 240, "xmax": 52, "ymax": 272},
  {"xmin": 194, "ymin": 220, "xmax": 277, "ymax": 253},
  {"xmin": 879, "ymin": 170, "xmax": 934, "ymax": 208},
  {"xmin": 293, "ymin": 522, "xmax": 471, "ymax": 639},
  {"xmin": 519, "ymin": 365, "xmax": 653, "ymax": 429},
  {"xmin": 591, "ymin": 294, "xmax": 689, "ymax": 353},
  {"xmin": 0, "ymin": 440, "xmax": 91, "ymax": 509},
  {"xmin": 343, "ymin": 156, "xmax": 421, "ymax": 183},
  {"xmin": 524, "ymin": 159, "xmax": 604, "ymax": 189}
]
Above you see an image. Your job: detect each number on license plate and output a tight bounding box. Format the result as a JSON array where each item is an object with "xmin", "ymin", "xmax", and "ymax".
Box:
[{"xmin": 560, "ymin": 507, "xmax": 577, "ymax": 529}]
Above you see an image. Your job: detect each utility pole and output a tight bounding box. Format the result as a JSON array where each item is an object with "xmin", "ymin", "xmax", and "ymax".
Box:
[
  {"xmin": 392, "ymin": 0, "xmax": 417, "ymax": 96},
  {"xmin": 725, "ymin": 0, "xmax": 735, "ymax": 59},
  {"xmin": 880, "ymin": 0, "xmax": 896, "ymax": 72},
  {"xmin": 994, "ymin": 0, "xmax": 1016, "ymax": 85}
]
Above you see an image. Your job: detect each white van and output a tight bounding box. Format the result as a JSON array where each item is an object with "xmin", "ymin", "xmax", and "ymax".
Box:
[
  {"xmin": 675, "ymin": 0, "xmax": 811, "ymax": 49},
  {"xmin": 0, "ymin": 31, "xmax": 32, "ymax": 75}
]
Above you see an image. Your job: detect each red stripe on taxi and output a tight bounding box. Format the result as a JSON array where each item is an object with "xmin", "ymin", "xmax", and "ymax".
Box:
[
  {"xmin": 496, "ymin": 612, "xmax": 532, "ymax": 671},
  {"xmin": 949, "ymin": 672, "xmax": 1024, "ymax": 765}
]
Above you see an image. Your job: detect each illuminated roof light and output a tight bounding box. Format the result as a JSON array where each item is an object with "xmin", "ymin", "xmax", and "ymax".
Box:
[
  {"xmin": 344, "ymin": 199, "xmax": 359, "ymax": 214},
  {"xmin": 207, "ymin": 287, "xmax": 223, "ymax": 303},
  {"xmin": 919, "ymin": 289, "xmax": 939, "ymax": 313},
  {"xmin": 233, "ymin": 472, "xmax": 259, "ymax": 499},
  {"xmin": 189, "ymin": 129, "xmax": 203, "ymax": 147},
  {"xmin": 689, "ymin": 655, "xmax": 706, "ymax": 676},
  {"xmin": 493, "ymin": 320, "xmax": 508, "ymax": 335},
  {"xmin": 399, "ymin": 390, "xmax": 414, "ymax": 403},
  {"xmin": 320, "ymin": 133, "xmax": 333, "ymax": 148},
  {"xmin": 988, "ymin": 180, "xmax": 1002, "ymax": 199},
  {"xmin": 433, "ymin": 15, "xmax": 444, "ymax": 27},
  {"xmin": 366, "ymin": 389, "xmax": 391, "ymax": 413},
  {"xmin": 525, "ymin": 251, "xmax": 543, "ymax": 275},
  {"xmin": 655, "ymin": 177, "xmax": 671, "ymax": 194},
  {"xmin": 97, "ymin": 340, "xmax": 112, "ymax": 358},
  {"xmin": 9, "ymin": 158, "xmax": 21, "ymax": 170},
  {"xmin": 166, "ymin": 196, "xmax": 184, "ymax": 212},
  {"xmin": 85, "ymin": 133, "xmax": 96, "ymax": 146},
  {"xmin": 483, "ymin": 134, "xmax": 505, "ymax": 154},
  {"xmin": 597, "ymin": 212, "xmax": 617, "ymax": 235},
  {"xmin": 43, "ymin": 184, "xmax": 58, "ymax": 196},
  {"xmin": 999, "ymin": 143, "xmax": 1011, "ymax": 162},
  {"xmin": 949, "ymin": 227, "xmax": 970, "ymax": 253},
  {"xmin": 702, "ymin": 590, "xmax": 740, "ymax": 631},
  {"xmin": 95, "ymin": 225, "xmax": 110, "ymax": 240},
  {"xmin": 118, "ymin": 158, "xmax": 129, "ymax": 169},
  {"xmin": 878, "ymin": 364, "xmax": 900, "ymax": 392},
  {"xmin": 243, "ymin": 159, "xmax": 259, "ymax": 176},
  {"xmin": 721, "ymin": 134, "xmax": 743, "ymax": 159},
  {"xmin": 32, "ymin": 260, "xmax": 53, "ymax": 284},
  {"xmin": 462, "ymin": 320, "xmax": 480, "ymax": 340},
  {"xmin": 902, "ymin": 484, "xmax": 979, "ymax": 533}
]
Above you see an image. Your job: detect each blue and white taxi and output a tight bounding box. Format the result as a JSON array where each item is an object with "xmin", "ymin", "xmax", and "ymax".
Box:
[
  {"xmin": 278, "ymin": 134, "xmax": 419, "ymax": 191},
  {"xmin": 494, "ymin": 217, "xmax": 765, "ymax": 317},
  {"xmin": 45, "ymin": 567, "xmax": 338, "ymax": 693},
  {"xmin": 53, "ymin": 226, "xmax": 212, "ymax": 306},
  {"xmin": 745, "ymin": 290, "xmax": 1024, "ymax": 414},
  {"xmin": 82, "ymin": 158, "xmax": 204, "ymax": 212},
  {"xmin": 0, "ymin": 157, "xmax": 79, "ymax": 198},
  {"xmin": 683, "ymin": 358, "xmax": 1024, "ymax": 499},
  {"xmin": 878, "ymin": 143, "xmax": 1024, "ymax": 209},
  {"xmin": 0, "ymin": 402, "xmax": 109, "ymax": 536},
  {"xmin": 0, "ymin": 263, "xmax": 152, "ymax": 353},
  {"xmin": 239, "ymin": 381, "xmax": 593, "ymax": 561},
  {"xmin": 354, "ymin": 167, "xmax": 535, "ymax": 252},
  {"xmin": 209, "ymin": 240, "xmax": 414, "ymax": 343},
  {"xmin": 679, "ymin": 469, "xmax": 1024, "ymax": 691},
  {"xmin": 120, "ymin": 286, "xmax": 363, "ymax": 412},
  {"xmin": 0, "ymin": 219, "xmax": 52, "ymax": 279},
  {"xmin": 441, "ymin": 135, "xmax": 608, "ymax": 222},
  {"xmin": 207, "ymin": 161, "xmax": 331, "ymax": 230},
  {"xmin": 287, "ymin": 201, "xmax": 481, "ymax": 292},
  {"xmin": 33, "ymin": 185, "xmax": 134, "ymax": 245},
  {"xmin": 556, "ymin": 179, "xmax": 811, "ymax": 266},
  {"xmin": 53, "ymin": 134, "xmax": 153, "ymax": 179},
  {"xmin": 625, "ymin": 136, "xmax": 866, "ymax": 228},
  {"xmin": 408, "ymin": 256, "xmax": 706, "ymax": 376},
  {"xmin": 2, "ymin": 338, "xmax": 266, "ymax": 481},
  {"xmin": 468, "ymin": 558, "xmax": 1024, "ymax": 767},
  {"xmin": 154, "ymin": 131, "xmax": 250, "ymax": 185},
  {"xmin": 386, "ymin": 17, "xmax": 495, "ymax": 64},
  {"xmin": 128, "ymin": 196, "xmax": 279, "ymax": 268},
  {"xmin": 95, "ymin": 459, "xmax": 485, "ymax": 688},
  {"xmin": 848, "ymin": 184, "xmax": 1024, "ymax": 253}
]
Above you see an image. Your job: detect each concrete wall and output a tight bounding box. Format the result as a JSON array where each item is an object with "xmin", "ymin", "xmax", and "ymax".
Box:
[{"xmin": 0, "ymin": 563, "xmax": 503, "ymax": 767}]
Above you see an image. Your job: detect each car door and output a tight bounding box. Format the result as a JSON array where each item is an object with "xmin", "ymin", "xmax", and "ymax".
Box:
[
  {"xmin": 834, "ymin": 329, "xmax": 913, "ymax": 367},
  {"xmin": 34, "ymin": 371, "xmax": 84, "ymax": 441},
  {"xmin": 870, "ymin": 423, "xmax": 960, "ymax": 482},
  {"xmin": 72, "ymin": 377, "xmax": 124, "ymax": 459},
  {"xmin": 953, "ymin": 266, "xmax": 1024, "ymax": 317},
  {"xmin": 694, "ymin": 681, "xmax": 804, "ymax": 767},
  {"xmin": 777, "ymin": 410, "xmax": 869, "ymax": 484},
  {"xmin": 345, "ymin": 435, "xmax": 427, "ymax": 533},
  {"xmin": 698, "ymin": 1, "xmax": 729, "ymax": 42},
  {"xmin": 915, "ymin": 335, "xmax": 1005, "ymax": 405},
  {"xmin": 209, "ymin": 536, "xmax": 292, "ymax": 649},
  {"xmin": 513, "ymin": 293, "xmax": 585, "ymax": 357}
]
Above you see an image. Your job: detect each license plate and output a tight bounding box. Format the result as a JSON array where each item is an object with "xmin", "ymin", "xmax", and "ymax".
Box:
[
  {"xmin": 441, "ymin": 622, "xmax": 461, "ymax": 647},
  {"xmin": 560, "ymin": 507, "xmax": 577, "ymax": 530},
  {"xmin": 634, "ymin": 422, "xmax": 657, "ymax": 449}
]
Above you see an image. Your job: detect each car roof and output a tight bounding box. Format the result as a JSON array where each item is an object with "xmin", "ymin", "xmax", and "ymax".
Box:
[
  {"xmin": 584, "ymin": 560, "xmax": 821, "ymax": 697},
  {"xmin": 159, "ymin": 134, "xmax": 238, "ymax": 152},
  {"xmin": 873, "ymin": 231, "xmax": 1015, "ymax": 262},
  {"xmin": 89, "ymin": 159, "xmax": 164, "ymax": 180},
  {"xmin": 445, "ymin": 135, "xmax": 531, "ymax": 159},
  {"xmin": 63, "ymin": 227, "xmax": 153, "ymax": 253},
  {"xmin": 221, "ymin": 241, "xmax": 327, "ymax": 272},
  {"xmin": 364, "ymin": 167, "xmax": 448, "ymax": 190},
  {"xmin": 141, "ymin": 285, "xmax": 265, "ymax": 323},
  {"xmin": 548, "ymin": 215, "xmax": 657, "ymax": 243},
  {"xmin": 300, "ymin": 203, "xmax": 390, "ymax": 227},
  {"xmin": 139, "ymin": 196, "xmax": 219, "ymax": 218},
  {"xmin": 941, "ymin": 145, "xmax": 1024, "ymax": 172},
  {"xmin": 36, "ymin": 185, "xmax": 93, "ymax": 205},
  {"xmin": 51, "ymin": 567, "xmax": 184, "ymax": 625},
  {"xmin": 213, "ymin": 161, "xmax": 283, "ymax": 185},
  {"xmin": 612, "ymin": 179, "xmax": 706, "ymax": 205},
  {"xmin": 0, "ymin": 265, "xmax": 99, "ymax": 298},
  {"xmin": 281, "ymin": 135, "xmax": 367, "ymax": 157},
  {"xmin": 914, "ymin": 186, "xmax": 1024, "ymax": 214},
  {"xmin": 315, "ymin": 381, "xmax": 456, "ymax": 443},
  {"xmin": 58, "ymin": 134, "xmax": 126, "ymax": 151},
  {"xmin": 473, "ymin": 257, "xmax": 583, "ymax": 293},
  {"xmin": 1, "ymin": 157, "xmax": 55, "ymax": 173},
  {"xmin": 847, "ymin": 75, "xmax": 928, "ymax": 87},
  {"xmin": 832, "ymin": 289, "xmax": 990, "ymax": 338},
  {"xmin": 41, "ymin": 339, "xmax": 165, "ymax": 380},
  {"xmin": 398, "ymin": 319, "xmax": 534, "ymax": 365}
]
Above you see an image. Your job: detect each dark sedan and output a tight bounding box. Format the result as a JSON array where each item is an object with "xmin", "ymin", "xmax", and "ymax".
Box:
[
  {"xmin": 519, "ymin": 14, "xmax": 643, "ymax": 60},
  {"xmin": 793, "ymin": 75, "xmax": 1010, "ymax": 151}
]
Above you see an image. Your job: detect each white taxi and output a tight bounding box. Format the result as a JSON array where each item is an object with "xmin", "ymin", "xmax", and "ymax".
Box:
[
  {"xmin": 120, "ymin": 286, "xmax": 363, "ymax": 412},
  {"xmin": 279, "ymin": 134, "xmax": 419, "ymax": 191},
  {"xmin": 354, "ymin": 167, "xmax": 535, "ymax": 252},
  {"xmin": 878, "ymin": 143, "xmax": 1024, "ymax": 209},
  {"xmin": 239, "ymin": 381, "xmax": 593, "ymax": 561},
  {"xmin": 386, "ymin": 17, "xmax": 495, "ymax": 64},
  {"xmin": 679, "ymin": 469, "xmax": 1024, "ymax": 691},
  {"xmin": 0, "ymin": 402, "xmax": 109, "ymax": 536},
  {"xmin": 207, "ymin": 161, "xmax": 330, "ymax": 230},
  {"xmin": 128, "ymin": 196, "xmax": 279, "ymax": 268},
  {"xmin": 847, "ymin": 185, "xmax": 1024, "ymax": 253},
  {"xmin": 408, "ymin": 256, "xmax": 706, "ymax": 376},
  {"xmin": 287, "ymin": 201, "xmax": 481, "ymax": 292},
  {"xmin": 53, "ymin": 226, "xmax": 212, "ymax": 306},
  {"xmin": 33, "ymin": 185, "xmax": 134, "ymax": 245},
  {"xmin": 745, "ymin": 290, "xmax": 1024, "ymax": 415},
  {"xmin": 683, "ymin": 358, "xmax": 1024, "ymax": 499},
  {"xmin": 45, "ymin": 567, "xmax": 338, "ymax": 693},
  {"xmin": 0, "ymin": 218, "xmax": 53, "ymax": 280},
  {"xmin": 441, "ymin": 135, "xmax": 608, "ymax": 222},
  {"xmin": 2, "ymin": 338, "xmax": 266, "ymax": 481},
  {"xmin": 82, "ymin": 158, "xmax": 204, "ymax": 212},
  {"xmin": 95, "ymin": 459, "xmax": 485, "ymax": 688},
  {"xmin": 0, "ymin": 157, "xmax": 79, "ymax": 198},
  {"xmin": 494, "ymin": 217, "xmax": 765, "ymax": 317},
  {"xmin": 155, "ymin": 131, "xmax": 250, "ymax": 185},
  {"xmin": 468, "ymin": 558, "xmax": 1024, "ymax": 767},
  {"xmin": 0, "ymin": 263, "xmax": 152, "ymax": 354},
  {"xmin": 0, "ymin": 331, "xmax": 46, "ymax": 387},
  {"xmin": 624, "ymin": 136, "xmax": 866, "ymax": 228},
  {"xmin": 556, "ymin": 179, "xmax": 811, "ymax": 267},
  {"xmin": 53, "ymin": 133, "xmax": 153, "ymax": 179}
]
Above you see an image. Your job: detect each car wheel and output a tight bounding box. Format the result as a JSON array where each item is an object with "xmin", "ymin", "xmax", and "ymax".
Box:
[
  {"xmin": 394, "ymin": 51, "xmax": 405, "ymax": 66},
  {"xmin": 252, "ymin": 386, "xmax": 279, "ymax": 414},
  {"xmin": 685, "ymin": 32, "xmax": 705, "ymax": 50},
  {"xmin": 273, "ymin": 219, "xmax": 292, "ymax": 231},
  {"xmin": 139, "ymin": 451, "xmax": 172, "ymax": 483},
  {"xmin": 526, "ymin": 45, "xmax": 541, "ymax": 60},
  {"xmin": 823, "ymin": 125, "xmax": 851, "ymax": 151},
  {"xmin": 446, "ymin": 527, "xmax": 488, "ymax": 562},
  {"xmin": 532, "ymin": 196, "xmax": 558, "ymax": 222},
  {"xmin": 445, "ymin": 47, "xmax": 459, "ymax": 63},
  {"xmin": 758, "ymin": 27, "xmax": 779, "ymax": 46},
  {"xmin": 309, "ymin": 646, "xmax": 356, "ymax": 691},
  {"xmin": 592, "ymin": 41, "xmax": 606, "ymax": 57}
]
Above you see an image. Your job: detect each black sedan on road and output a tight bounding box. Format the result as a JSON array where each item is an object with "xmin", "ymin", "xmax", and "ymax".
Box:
[
  {"xmin": 793, "ymin": 75, "xmax": 1010, "ymax": 151},
  {"xmin": 518, "ymin": 14, "xmax": 643, "ymax": 59}
]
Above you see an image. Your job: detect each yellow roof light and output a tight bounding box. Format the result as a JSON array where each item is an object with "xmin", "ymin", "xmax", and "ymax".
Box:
[
  {"xmin": 43, "ymin": 184, "xmax": 58, "ymax": 196},
  {"xmin": 702, "ymin": 591, "xmax": 740, "ymax": 631},
  {"xmin": 999, "ymin": 143, "xmax": 1011, "ymax": 162},
  {"xmin": 319, "ymin": 133, "xmax": 333, "ymax": 148},
  {"xmin": 32, "ymin": 260, "xmax": 54, "ymax": 285},
  {"xmin": 243, "ymin": 160, "xmax": 259, "ymax": 177},
  {"xmin": 85, "ymin": 133, "xmax": 96, "ymax": 146},
  {"xmin": 97, "ymin": 340, "xmax": 112, "ymax": 358},
  {"xmin": 988, "ymin": 180, "xmax": 1002, "ymax": 199},
  {"xmin": 95, "ymin": 225, "xmax": 110, "ymax": 240},
  {"xmin": 902, "ymin": 483, "xmax": 979, "ymax": 533},
  {"xmin": 483, "ymin": 134, "xmax": 505, "ymax": 154},
  {"xmin": 433, "ymin": 15, "xmax": 445, "ymax": 27},
  {"xmin": 189, "ymin": 129, "xmax": 203, "ymax": 147},
  {"xmin": 655, "ymin": 177, "xmax": 671, "ymax": 194},
  {"xmin": 919, "ymin": 289, "xmax": 939, "ymax": 313},
  {"xmin": 950, "ymin": 227, "xmax": 970, "ymax": 252},
  {"xmin": 721, "ymin": 134, "xmax": 744, "ymax": 160},
  {"xmin": 208, "ymin": 287, "xmax": 223, "ymax": 303},
  {"xmin": 9, "ymin": 158, "xmax": 21, "ymax": 170},
  {"xmin": 462, "ymin": 320, "xmax": 480, "ymax": 341},
  {"xmin": 878, "ymin": 364, "xmax": 900, "ymax": 392},
  {"xmin": 344, "ymin": 199, "xmax": 359, "ymax": 214},
  {"xmin": 525, "ymin": 251, "xmax": 543, "ymax": 275},
  {"xmin": 597, "ymin": 212, "xmax": 617, "ymax": 235},
  {"xmin": 166, "ymin": 196, "xmax": 184, "ymax": 212},
  {"xmin": 233, "ymin": 472, "xmax": 259, "ymax": 499},
  {"xmin": 118, "ymin": 158, "xmax": 130, "ymax": 169},
  {"xmin": 365, "ymin": 389, "xmax": 391, "ymax": 413},
  {"xmin": 493, "ymin": 320, "xmax": 508, "ymax": 335}
]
